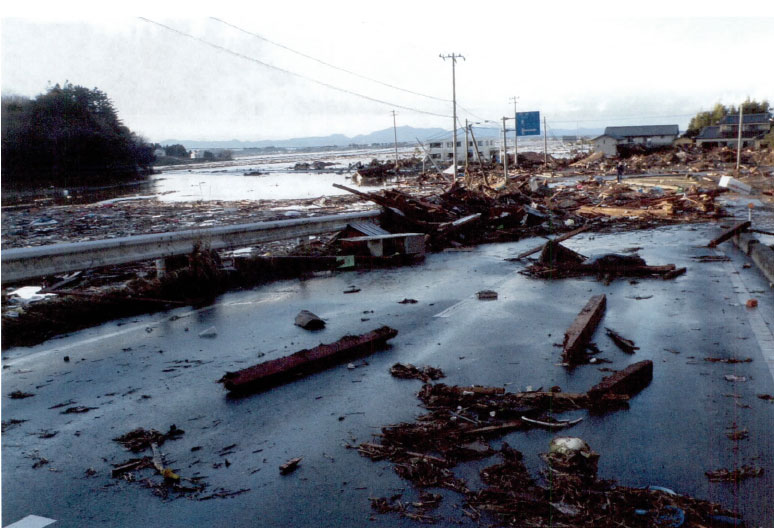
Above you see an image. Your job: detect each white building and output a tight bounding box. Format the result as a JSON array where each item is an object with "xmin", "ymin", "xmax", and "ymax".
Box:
[
  {"xmin": 425, "ymin": 137, "xmax": 501, "ymax": 164},
  {"xmin": 592, "ymin": 125, "xmax": 679, "ymax": 156}
]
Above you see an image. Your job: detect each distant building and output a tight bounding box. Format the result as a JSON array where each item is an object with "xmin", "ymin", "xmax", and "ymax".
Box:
[
  {"xmin": 153, "ymin": 148, "xmax": 166, "ymax": 158},
  {"xmin": 695, "ymin": 113, "xmax": 772, "ymax": 149},
  {"xmin": 425, "ymin": 138, "xmax": 501, "ymax": 164},
  {"xmin": 592, "ymin": 125, "xmax": 680, "ymax": 156}
]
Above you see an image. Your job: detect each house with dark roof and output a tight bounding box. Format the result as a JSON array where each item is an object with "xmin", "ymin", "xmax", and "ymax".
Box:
[
  {"xmin": 695, "ymin": 113, "xmax": 772, "ymax": 148},
  {"xmin": 592, "ymin": 125, "xmax": 680, "ymax": 156}
]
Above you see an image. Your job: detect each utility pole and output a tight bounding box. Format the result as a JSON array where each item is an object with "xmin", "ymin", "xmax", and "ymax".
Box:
[
  {"xmin": 465, "ymin": 118, "xmax": 470, "ymax": 170},
  {"xmin": 736, "ymin": 105, "xmax": 744, "ymax": 172},
  {"xmin": 440, "ymin": 53, "xmax": 465, "ymax": 180},
  {"xmin": 468, "ymin": 125, "xmax": 484, "ymax": 166},
  {"xmin": 510, "ymin": 96, "xmax": 519, "ymax": 168},
  {"xmin": 391, "ymin": 110, "xmax": 399, "ymax": 171},
  {"xmin": 543, "ymin": 115, "xmax": 548, "ymax": 167},
  {"xmin": 502, "ymin": 116, "xmax": 509, "ymax": 180}
]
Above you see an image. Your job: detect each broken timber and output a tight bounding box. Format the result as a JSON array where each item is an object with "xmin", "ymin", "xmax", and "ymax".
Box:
[
  {"xmin": 562, "ymin": 294, "xmax": 606, "ymax": 365},
  {"xmin": 220, "ymin": 326, "xmax": 398, "ymax": 393},
  {"xmin": 708, "ymin": 221, "xmax": 751, "ymax": 248},
  {"xmin": 605, "ymin": 327, "xmax": 638, "ymax": 354},
  {"xmin": 587, "ymin": 360, "xmax": 653, "ymax": 402}
]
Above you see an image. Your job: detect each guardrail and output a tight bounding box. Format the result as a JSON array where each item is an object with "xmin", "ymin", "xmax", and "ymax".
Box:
[{"xmin": 1, "ymin": 210, "xmax": 381, "ymax": 284}]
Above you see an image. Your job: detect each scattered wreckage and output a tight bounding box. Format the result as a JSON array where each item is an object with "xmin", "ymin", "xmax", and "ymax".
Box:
[{"xmin": 357, "ymin": 368, "xmax": 744, "ymax": 527}]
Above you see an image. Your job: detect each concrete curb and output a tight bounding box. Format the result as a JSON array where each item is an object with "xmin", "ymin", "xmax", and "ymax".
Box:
[{"xmin": 733, "ymin": 232, "xmax": 774, "ymax": 285}]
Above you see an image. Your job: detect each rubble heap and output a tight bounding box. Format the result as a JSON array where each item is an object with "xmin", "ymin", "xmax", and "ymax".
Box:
[{"xmin": 358, "ymin": 382, "xmax": 744, "ymax": 527}]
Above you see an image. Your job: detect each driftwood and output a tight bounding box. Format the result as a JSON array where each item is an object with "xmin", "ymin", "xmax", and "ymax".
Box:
[
  {"xmin": 605, "ymin": 327, "xmax": 638, "ymax": 353},
  {"xmin": 587, "ymin": 360, "xmax": 653, "ymax": 401},
  {"xmin": 562, "ymin": 294, "xmax": 606, "ymax": 365},
  {"xmin": 220, "ymin": 326, "xmax": 398, "ymax": 393}
]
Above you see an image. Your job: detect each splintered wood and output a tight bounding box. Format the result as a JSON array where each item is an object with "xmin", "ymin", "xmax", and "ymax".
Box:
[{"xmin": 562, "ymin": 294, "xmax": 606, "ymax": 365}]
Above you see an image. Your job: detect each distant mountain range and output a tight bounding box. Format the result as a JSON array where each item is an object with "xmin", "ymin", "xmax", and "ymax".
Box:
[{"xmin": 160, "ymin": 125, "xmax": 604, "ymax": 150}]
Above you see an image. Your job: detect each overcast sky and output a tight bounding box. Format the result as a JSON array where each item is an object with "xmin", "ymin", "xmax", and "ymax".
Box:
[{"xmin": 2, "ymin": 2, "xmax": 773, "ymax": 142}]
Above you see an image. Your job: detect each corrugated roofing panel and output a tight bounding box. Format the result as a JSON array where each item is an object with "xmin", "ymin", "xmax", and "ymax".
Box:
[{"xmin": 346, "ymin": 222, "xmax": 390, "ymax": 237}]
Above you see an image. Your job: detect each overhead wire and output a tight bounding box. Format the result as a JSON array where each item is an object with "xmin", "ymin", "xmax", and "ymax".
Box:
[
  {"xmin": 548, "ymin": 113, "xmax": 695, "ymax": 124},
  {"xmin": 139, "ymin": 17, "xmax": 452, "ymax": 119},
  {"xmin": 208, "ymin": 19, "xmax": 494, "ymax": 126},
  {"xmin": 210, "ymin": 17, "xmax": 452, "ymax": 105}
]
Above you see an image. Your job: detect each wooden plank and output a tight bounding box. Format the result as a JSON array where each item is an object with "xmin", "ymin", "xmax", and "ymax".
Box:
[
  {"xmin": 708, "ymin": 221, "xmax": 751, "ymax": 248},
  {"xmin": 452, "ymin": 386, "xmax": 506, "ymax": 396},
  {"xmin": 562, "ymin": 294, "xmax": 606, "ymax": 365},
  {"xmin": 220, "ymin": 326, "xmax": 398, "ymax": 393},
  {"xmin": 577, "ymin": 205, "xmax": 672, "ymax": 218},
  {"xmin": 587, "ymin": 360, "xmax": 653, "ymax": 401},
  {"xmin": 512, "ymin": 225, "xmax": 591, "ymax": 260},
  {"xmin": 462, "ymin": 420, "xmax": 525, "ymax": 436}
]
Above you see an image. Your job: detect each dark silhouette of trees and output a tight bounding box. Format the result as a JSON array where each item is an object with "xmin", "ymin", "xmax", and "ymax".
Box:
[
  {"xmin": 164, "ymin": 144, "xmax": 189, "ymax": 158},
  {"xmin": 1, "ymin": 83, "xmax": 154, "ymax": 189}
]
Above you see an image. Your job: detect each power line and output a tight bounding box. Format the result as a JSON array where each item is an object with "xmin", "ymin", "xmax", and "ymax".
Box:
[
  {"xmin": 548, "ymin": 113, "xmax": 695, "ymax": 124},
  {"xmin": 211, "ymin": 17, "xmax": 452, "ymax": 104},
  {"xmin": 139, "ymin": 17, "xmax": 451, "ymax": 119}
]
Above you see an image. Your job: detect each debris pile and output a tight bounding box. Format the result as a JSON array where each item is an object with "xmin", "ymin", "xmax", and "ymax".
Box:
[
  {"xmin": 352, "ymin": 158, "xmax": 423, "ymax": 184},
  {"xmin": 523, "ymin": 240, "xmax": 686, "ymax": 281},
  {"xmin": 336, "ymin": 169, "xmax": 724, "ymax": 252},
  {"xmin": 111, "ymin": 425, "xmax": 205, "ymax": 499},
  {"xmin": 569, "ymin": 144, "xmax": 771, "ymax": 175},
  {"xmin": 389, "ymin": 363, "xmax": 445, "ymax": 382},
  {"xmin": 110, "ymin": 425, "xmax": 250, "ymax": 501},
  {"xmin": 113, "ymin": 425, "xmax": 185, "ymax": 453},
  {"xmin": 358, "ymin": 381, "xmax": 744, "ymax": 527}
]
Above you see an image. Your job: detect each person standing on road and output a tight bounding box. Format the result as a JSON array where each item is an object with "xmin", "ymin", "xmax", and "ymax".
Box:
[{"xmin": 616, "ymin": 161, "xmax": 625, "ymax": 183}]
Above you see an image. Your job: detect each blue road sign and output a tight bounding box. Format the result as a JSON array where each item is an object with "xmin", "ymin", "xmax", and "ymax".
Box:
[{"xmin": 516, "ymin": 111, "xmax": 540, "ymax": 136}]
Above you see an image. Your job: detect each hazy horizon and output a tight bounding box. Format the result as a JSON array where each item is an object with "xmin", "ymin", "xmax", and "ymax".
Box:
[{"xmin": 2, "ymin": 5, "xmax": 773, "ymax": 143}]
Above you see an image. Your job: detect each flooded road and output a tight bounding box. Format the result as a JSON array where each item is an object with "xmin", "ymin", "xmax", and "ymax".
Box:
[{"xmin": 3, "ymin": 225, "xmax": 773, "ymax": 527}]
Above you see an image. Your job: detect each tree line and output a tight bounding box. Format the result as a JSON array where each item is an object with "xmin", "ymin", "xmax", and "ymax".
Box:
[
  {"xmin": 153, "ymin": 143, "xmax": 233, "ymax": 162},
  {"xmin": 1, "ymin": 83, "xmax": 154, "ymax": 189}
]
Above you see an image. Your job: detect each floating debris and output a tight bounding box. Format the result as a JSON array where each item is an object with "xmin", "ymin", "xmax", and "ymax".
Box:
[{"xmin": 390, "ymin": 363, "xmax": 445, "ymax": 383}]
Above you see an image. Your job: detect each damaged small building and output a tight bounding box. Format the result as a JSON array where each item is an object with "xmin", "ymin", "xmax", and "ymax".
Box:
[{"xmin": 592, "ymin": 124, "xmax": 680, "ymax": 156}]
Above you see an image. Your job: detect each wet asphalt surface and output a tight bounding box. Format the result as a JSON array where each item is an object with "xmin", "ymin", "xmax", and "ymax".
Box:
[{"xmin": 2, "ymin": 222, "xmax": 774, "ymax": 527}]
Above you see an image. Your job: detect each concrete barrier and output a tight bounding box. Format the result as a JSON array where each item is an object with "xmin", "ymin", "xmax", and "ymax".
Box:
[
  {"xmin": 1, "ymin": 210, "xmax": 380, "ymax": 284},
  {"xmin": 733, "ymin": 232, "xmax": 774, "ymax": 285}
]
